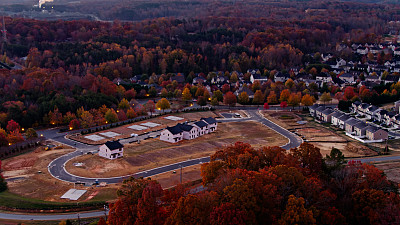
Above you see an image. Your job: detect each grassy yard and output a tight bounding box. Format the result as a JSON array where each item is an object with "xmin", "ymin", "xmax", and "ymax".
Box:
[{"xmin": 0, "ymin": 191, "xmax": 104, "ymax": 211}]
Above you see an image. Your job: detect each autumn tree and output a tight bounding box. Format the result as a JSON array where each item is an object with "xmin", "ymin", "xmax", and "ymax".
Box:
[
  {"xmin": 105, "ymin": 109, "xmax": 119, "ymax": 123},
  {"xmin": 288, "ymin": 93, "xmax": 301, "ymax": 109},
  {"xmin": 80, "ymin": 111, "xmax": 95, "ymax": 128},
  {"xmin": 291, "ymin": 142, "xmax": 323, "ymax": 175},
  {"xmin": 278, "ymin": 195, "xmax": 316, "ymax": 225},
  {"xmin": 320, "ymin": 92, "xmax": 332, "ymax": 105},
  {"xmin": 145, "ymin": 100, "xmax": 156, "ymax": 116},
  {"xmin": 25, "ymin": 128, "xmax": 37, "ymax": 139},
  {"xmin": 267, "ymin": 91, "xmax": 278, "ymax": 104},
  {"xmin": 213, "ymin": 90, "xmax": 223, "ymax": 102},
  {"xmin": 156, "ymin": 98, "xmax": 171, "ymax": 112},
  {"xmin": 6, "ymin": 120, "xmax": 20, "ymax": 132},
  {"xmin": 126, "ymin": 108, "xmax": 137, "ymax": 119},
  {"xmin": 280, "ymin": 101, "xmax": 287, "ymax": 109},
  {"xmin": 238, "ymin": 92, "xmax": 249, "ymax": 104},
  {"xmin": 211, "ymin": 97, "xmax": 219, "ymax": 106},
  {"xmin": 181, "ymin": 87, "xmax": 192, "ymax": 102},
  {"xmin": 264, "ymin": 103, "xmax": 270, "ymax": 110},
  {"xmin": 279, "ymin": 89, "xmax": 291, "ymax": 103},
  {"xmin": 118, "ymin": 98, "xmax": 130, "ymax": 110},
  {"xmin": 253, "ymin": 90, "xmax": 264, "ymax": 105},
  {"xmin": 223, "ymin": 92, "xmax": 237, "ymax": 107},
  {"xmin": 301, "ymin": 94, "xmax": 315, "ymax": 106},
  {"xmin": 69, "ymin": 119, "xmax": 80, "ymax": 130},
  {"xmin": 197, "ymin": 96, "xmax": 207, "ymax": 106}
]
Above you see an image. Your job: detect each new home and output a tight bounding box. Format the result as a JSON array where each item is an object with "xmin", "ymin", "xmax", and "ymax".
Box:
[{"xmin": 99, "ymin": 141, "xmax": 124, "ymax": 159}]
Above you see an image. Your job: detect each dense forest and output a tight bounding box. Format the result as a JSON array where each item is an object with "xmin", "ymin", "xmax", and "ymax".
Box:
[
  {"xmin": 0, "ymin": 0, "xmax": 398, "ymax": 143},
  {"xmin": 106, "ymin": 142, "xmax": 400, "ymax": 225}
]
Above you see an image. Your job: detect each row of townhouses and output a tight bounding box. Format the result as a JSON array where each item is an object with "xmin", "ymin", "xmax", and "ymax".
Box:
[
  {"xmin": 351, "ymin": 101, "xmax": 400, "ymax": 128},
  {"xmin": 309, "ymin": 105, "xmax": 388, "ymax": 142},
  {"xmin": 160, "ymin": 117, "xmax": 218, "ymax": 143}
]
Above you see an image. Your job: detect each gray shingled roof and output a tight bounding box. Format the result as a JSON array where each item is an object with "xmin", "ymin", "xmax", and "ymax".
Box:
[
  {"xmin": 166, "ymin": 126, "xmax": 183, "ymax": 135},
  {"xmin": 338, "ymin": 115, "xmax": 350, "ymax": 121},
  {"xmin": 201, "ymin": 117, "xmax": 217, "ymax": 124},
  {"xmin": 322, "ymin": 108, "xmax": 334, "ymax": 115},
  {"xmin": 345, "ymin": 118, "xmax": 360, "ymax": 126},
  {"xmin": 331, "ymin": 111, "xmax": 344, "ymax": 118},
  {"xmin": 104, "ymin": 141, "xmax": 124, "ymax": 150},
  {"xmin": 354, "ymin": 122, "xmax": 368, "ymax": 129},
  {"xmin": 366, "ymin": 126, "xmax": 379, "ymax": 133},
  {"xmin": 194, "ymin": 121, "xmax": 208, "ymax": 128}
]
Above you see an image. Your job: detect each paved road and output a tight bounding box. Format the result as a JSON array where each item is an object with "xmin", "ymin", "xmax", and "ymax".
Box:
[
  {"xmin": 0, "ymin": 210, "xmax": 107, "ymax": 221},
  {"xmin": 46, "ymin": 109, "xmax": 303, "ymax": 184}
]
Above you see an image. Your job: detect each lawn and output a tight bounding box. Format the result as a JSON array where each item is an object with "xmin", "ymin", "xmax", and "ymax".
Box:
[{"xmin": 0, "ymin": 191, "xmax": 104, "ymax": 211}]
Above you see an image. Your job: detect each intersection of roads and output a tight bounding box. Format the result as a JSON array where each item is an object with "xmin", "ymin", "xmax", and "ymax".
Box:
[{"xmin": 1, "ymin": 108, "xmax": 398, "ymax": 220}]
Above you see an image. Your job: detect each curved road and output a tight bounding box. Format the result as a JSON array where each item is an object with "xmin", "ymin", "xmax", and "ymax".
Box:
[{"xmin": 47, "ymin": 109, "xmax": 303, "ymax": 184}]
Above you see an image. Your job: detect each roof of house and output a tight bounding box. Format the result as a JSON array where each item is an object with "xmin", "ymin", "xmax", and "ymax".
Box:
[
  {"xmin": 354, "ymin": 122, "xmax": 368, "ymax": 130},
  {"xmin": 177, "ymin": 123, "xmax": 195, "ymax": 132},
  {"xmin": 194, "ymin": 121, "xmax": 208, "ymax": 128},
  {"xmin": 104, "ymin": 141, "xmax": 124, "ymax": 150},
  {"xmin": 377, "ymin": 109, "xmax": 388, "ymax": 115},
  {"xmin": 360, "ymin": 103, "xmax": 370, "ymax": 109},
  {"xmin": 201, "ymin": 117, "xmax": 217, "ymax": 124},
  {"xmin": 353, "ymin": 101, "xmax": 362, "ymax": 106},
  {"xmin": 315, "ymin": 106, "xmax": 326, "ymax": 112},
  {"xmin": 338, "ymin": 114, "xmax": 351, "ymax": 121},
  {"xmin": 366, "ymin": 126, "xmax": 380, "ymax": 133},
  {"xmin": 367, "ymin": 105, "xmax": 379, "ymax": 112},
  {"xmin": 385, "ymin": 75, "xmax": 399, "ymax": 82},
  {"xmin": 340, "ymin": 73, "xmax": 353, "ymax": 78},
  {"xmin": 309, "ymin": 104, "xmax": 319, "ymax": 110},
  {"xmin": 345, "ymin": 118, "xmax": 360, "ymax": 126},
  {"xmin": 322, "ymin": 108, "xmax": 334, "ymax": 115},
  {"xmin": 331, "ymin": 111, "xmax": 344, "ymax": 118},
  {"xmin": 166, "ymin": 126, "xmax": 183, "ymax": 135}
]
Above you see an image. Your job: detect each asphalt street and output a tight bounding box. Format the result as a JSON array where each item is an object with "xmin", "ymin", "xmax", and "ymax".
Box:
[
  {"xmin": 0, "ymin": 210, "xmax": 107, "ymax": 221},
  {"xmin": 46, "ymin": 109, "xmax": 303, "ymax": 184}
]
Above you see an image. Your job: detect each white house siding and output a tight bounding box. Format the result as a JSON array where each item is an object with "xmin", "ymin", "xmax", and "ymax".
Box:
[
  {"xmin": 99, "ymin": 145, "xmax": 123, "ymax": 160},
  {"xmin": 160, "ymin": 130, "xmax": 183, "ymax": 143},
  {"xmin": 183, "ymin": 128, "xmax": 199, "ymax": 140}
]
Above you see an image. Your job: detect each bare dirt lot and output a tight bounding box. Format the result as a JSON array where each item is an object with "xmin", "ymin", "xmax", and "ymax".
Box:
[
  {"xmin": 374, "ymin": 161, "xmax": 400, "ymax": 184},
  {"xmin": 150, "ymin": 164, "xmax": 202, "ymax": 189},
  {"xmin": 2, "ymin": 144, "xmax": 117, "ymax": 202},
  {"xmin": 66, "ymin": 121, "xmax": 287, "ymax": 178},
  {"xmin": 69, "ymin": 111, "xmax": 219, "ymax": 145},
  {"xmin": 261, "ymin": 111, "xmax": 377, "ymax": 157}
]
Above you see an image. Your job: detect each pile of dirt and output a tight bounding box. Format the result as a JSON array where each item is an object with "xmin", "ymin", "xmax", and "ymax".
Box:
[{"xmin": 345, "ymin": 143, "xmax": 378, "ymax": 156}]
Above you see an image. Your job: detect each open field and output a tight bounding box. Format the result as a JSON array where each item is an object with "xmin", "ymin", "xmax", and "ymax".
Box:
[
  {"xmin": 68, "ymin": 111, "xmax": 219, "ymax": 145},
  {"xmin": 374, "ymin": 161, "xmax": 400, "ymax": 184},
  {"xmin": 149, "ymin": 164, "xmax": 202, "ymax": 189},
  {"xmin": 66, "ymin": 121, "xmax": 287, "ymax": 178},
  {"xmin": 261, "ymin": 111, "xmax": 377, "ymax": 157},
  {"xmin": 2, "ymin": 144, "xmax": 117, "ymax": 204}
]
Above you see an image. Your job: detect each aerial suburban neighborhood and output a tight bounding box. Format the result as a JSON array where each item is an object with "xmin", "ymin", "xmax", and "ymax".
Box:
[{"xmin": 1, "ymin": 0, "xmax": 400, "ymax": 224}]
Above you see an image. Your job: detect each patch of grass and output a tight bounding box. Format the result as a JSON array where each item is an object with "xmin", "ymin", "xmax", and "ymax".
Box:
[
  {"xmin": 279, "ymin": 115, "xmax": 294, "ymax": 120},
  {"xmin": 0, "ymin": 191, "xmax": 104, "ymax": 211}
]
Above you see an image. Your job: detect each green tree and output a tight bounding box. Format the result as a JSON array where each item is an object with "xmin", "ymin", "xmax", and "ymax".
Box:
[
  {"xmin": 118, "ymin": 98, "xmax": 130, "ymax": 110},
  {"xmin": 156, "ymin": 98, "xmax": 171, "ymax": 112},
  {"xmin": 105, "ymin": 109, "xmax": 119, "ymax": 123},
  {"xmin": 25, "ymin": 128, "xmax": 38, "ymax": 139},
  {"xmin": 213, "ymin": 90, "xmax": 223, "ymax": 102},
  {"xmin": 320, "ymin": 92, "xmax": 332, "ymax": 105},
  {"xmin": 210, "ymin": 97, "xmax": 219, "ymax": 106}
]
